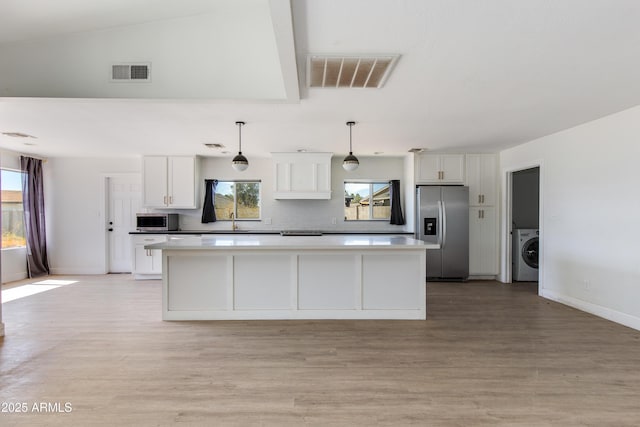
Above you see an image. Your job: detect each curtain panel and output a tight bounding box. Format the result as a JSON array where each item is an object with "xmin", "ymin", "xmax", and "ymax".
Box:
[
  {"xmin": 389, "ymin": 179, "xmax": 405, "ymax": 225},
  {"xmin": 20, "ymin": 156, "xmax": 50, "ymax": 277},
  {"xmin": 201, "ymin": 179, "xmax": 218, "ymax": 223}
]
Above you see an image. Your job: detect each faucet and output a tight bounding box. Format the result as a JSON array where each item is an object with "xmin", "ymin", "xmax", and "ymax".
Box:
[{"xmin": 230, "ymin": 212, "xmax": 238, "ymax": 230}]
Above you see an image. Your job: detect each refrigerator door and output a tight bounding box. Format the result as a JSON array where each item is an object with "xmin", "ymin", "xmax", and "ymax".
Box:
[
  {"xmin": 417, "ymin": 186, "xmax": 443, "ymax": 278},
  {"xmin": 441, "ymin": 186, "xmax": 469, "ymax": 278}
]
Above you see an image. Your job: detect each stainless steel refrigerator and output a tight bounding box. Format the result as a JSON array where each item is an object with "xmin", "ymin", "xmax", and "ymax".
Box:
[{"xmin": 416, "ymin": 186, "xmax": 469, "ymax": 280}]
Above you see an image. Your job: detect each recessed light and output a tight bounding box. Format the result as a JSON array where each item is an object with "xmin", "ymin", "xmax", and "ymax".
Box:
[
  {"xmin": 2, "ymin": 132, "xmax": 37, "ymax": 139},
  {"xmin": 297, "ymin": 149, "xmax": 307, "ymax": 153},
  {"xmin": 204, "ymin": 143, "xmax": 225, "ymax": 149},
  {"xmin": 374, "ymin": 151, "xmax": 384, "ymax": 155},
  {"xmin": 408, "ymin": 148, "xmax": 425, "ymax": 153}
]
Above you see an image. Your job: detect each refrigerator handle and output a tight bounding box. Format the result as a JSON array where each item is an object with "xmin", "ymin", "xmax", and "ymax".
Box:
[
  {"xmin": 441, "ymin": 199, "xmax": 447, "ymax": 248},
  {"xmin": 437, "ymin": 200, "xmax": 444, "ymax": 246}
]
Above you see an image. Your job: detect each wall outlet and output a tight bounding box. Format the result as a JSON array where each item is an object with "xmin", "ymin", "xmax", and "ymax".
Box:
[
  {"xmin": 331, "ymin": 217, "xmax": 337, "ymax": 225},
  {"xmin": 264, "ymin": 218, "xmax": 272, "ymax": 225}
]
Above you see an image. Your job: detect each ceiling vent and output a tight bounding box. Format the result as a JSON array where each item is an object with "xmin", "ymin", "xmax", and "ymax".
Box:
[
  {"xmin": 110, "ymin": 63, "xmax": 151, "ymax": 82},
  {"xmin": 307, "ymin": 55, "xmax": 399, "ymax": 88},
  {"xmin": 204, "ymin": 143, "xmax": 225, "ymax": 149}
]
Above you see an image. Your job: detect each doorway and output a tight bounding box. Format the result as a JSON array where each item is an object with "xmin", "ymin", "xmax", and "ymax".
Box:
[
  {"xmin": 106, "ymin": 175, "xmax": 141, "ymax": 273},
  {"xmin": 508, "ymin": 167, "xmax": 540, "ymax": 290}
]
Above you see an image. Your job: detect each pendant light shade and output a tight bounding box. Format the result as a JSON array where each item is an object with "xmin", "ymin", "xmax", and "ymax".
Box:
[
  {"xmin": 232, "ymin": 121, "xmax": 248, "ymax": 171},
  {"xmin": 343, "ymin": 121, "xmax": 359, "ymax": 171}
]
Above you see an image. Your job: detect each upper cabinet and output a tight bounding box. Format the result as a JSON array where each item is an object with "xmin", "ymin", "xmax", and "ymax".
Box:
[
  {"xmin": 143, "ymin": 156, "xmax": 197, "ymax": 208},
  {"xmin": 272, "ymin": 153, "xmax": 332, "ymax": 199},
  {"xmin": 415, "ymin": 154, "xmax": 465, "ymax": 184},
  {"xmin": 466, "ymin": 154, "xmax": 497, "ymax": 206}
]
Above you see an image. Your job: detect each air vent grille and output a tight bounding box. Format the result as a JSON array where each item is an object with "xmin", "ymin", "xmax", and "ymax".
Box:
[
  {"xmin": 111, "ymin": 63, "xmax": 151, "ymax": 81},
  {"xmin": 308, "ymin": 55, "xmax": 399, "ymax": 88}
]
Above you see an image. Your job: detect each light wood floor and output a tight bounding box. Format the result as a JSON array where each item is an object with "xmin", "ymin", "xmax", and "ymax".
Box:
[{"xmin": 1, "ymin": 275, "xmax": 639, "ymax": 426}]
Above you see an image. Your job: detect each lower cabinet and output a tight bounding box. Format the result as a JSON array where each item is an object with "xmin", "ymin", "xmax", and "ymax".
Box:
[
  {"xmin": 469, "ymin": 207, "xmax": 498, "ymax": 276},
  {"xmin": 131, "ymin": 235, "xmax": 167, "ymax": 279}
]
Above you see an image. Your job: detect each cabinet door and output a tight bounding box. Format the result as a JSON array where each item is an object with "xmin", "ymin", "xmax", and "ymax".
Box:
[
  {"xmin": 134, "ymin": 245, "xmax": 155, "ymax": 274},
  {"xmin": 150, "ymin": 249, "xmax": 163, "ymax": 273},
  {"xmin": 466, "ymin": 154, "xmax": 497, "ymax": 206},
  {"xmin": 479, "ymin": 155, "xmax": 497, "ymax": 206},
  {"xmin": 131, "ymin": 235, "xmax": 166, "ymax": 275},
  {"xmin": 467, "ymin": 155, "xmax": 481, "ymax": 205},
  {"xmin": 469, "ymin": 207, "xmax": 498, "ymax": 275},
  {"xmin": 168, "ymin": 157, "xmax": 196, "ymax": 208},
  {"xmin": 415, "ymin": 154, "xmax": 441, "ymax": 183},
  {"xmin": 440, "ymin": 154, "xmax": 465, "ymax": 183},
  {"xmin": 143, "ymin": 157, "xmax": 168, "ymax": 207}
]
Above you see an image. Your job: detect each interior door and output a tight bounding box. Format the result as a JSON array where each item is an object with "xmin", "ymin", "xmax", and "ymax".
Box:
[{"xmin": 108, "ymin": 175, "xmax": 141, "ymax": 273}]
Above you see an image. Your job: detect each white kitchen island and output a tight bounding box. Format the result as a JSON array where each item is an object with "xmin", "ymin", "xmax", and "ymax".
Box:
[{"xmin": 146, "ymin": 234, "xmax": 435, "ymax": 320}]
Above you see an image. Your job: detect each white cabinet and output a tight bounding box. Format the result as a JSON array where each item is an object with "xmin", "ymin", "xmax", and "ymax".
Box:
[
  {"xmin": 415, "ymin": 154, "xmax": 465, "ymax": 184},
  {"xmin": 466, "ymin": 154, "xmax": 497, "ymax": 206},
  {"xmin": 469, "ymin": 207, "xmax": 498, "ymax": 275},
  {"xmin": 143, "ymin": 156, "xmax": 197, "ymax": 208},
  {"xmin": 272, "ymin": 152, "xmax": 332, "ymax": 199},
  {"xmin": 132, "ymin": 234, "xmax": 166, "ymax": 279},
  {"xmin": 466, "ymin": 154, "xmax": 498, "ymax": 276}
]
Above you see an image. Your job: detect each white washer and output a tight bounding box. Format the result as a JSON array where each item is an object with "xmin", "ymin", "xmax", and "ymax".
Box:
[{"xmin": 513, "ymin": 229, "xmax": 539, "ymax": 281}]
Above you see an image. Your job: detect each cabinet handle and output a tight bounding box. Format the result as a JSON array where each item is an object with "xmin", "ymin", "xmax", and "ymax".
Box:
[
  {"xmin": 169, "ymin": 196, "xmax": 173, "ymax": 205},
  {"xmin": 441, "ymin": 171, "xmax": 444, "ymax": 180},
  {"xmin": 163, "ymin": 196, "xmax": 167, "ymax": 205},
  {"xmin": 478, "ymin": 195, "xmax": 482, "ymax": 204},
  {"xmin": 481, "ymin": 194, "xmax": 485, "ymax": 204},
  {"xmin": 482, "ymin": 209, "xmax": 485, "ymax": 219},
  {"xmin": 478, "ymin": 210, "xmax": 482, "ymax": 219}
]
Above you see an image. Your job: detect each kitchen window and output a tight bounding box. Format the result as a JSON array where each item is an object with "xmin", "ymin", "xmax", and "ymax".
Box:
[
  {"xmin": 215, "ymin": 180, "xmax": 261, "ymax": 220},
  {"xmin": 344, "ymin": 181, "xmax": 390, "ymax": 221},
  {"xmin": 1, "ymin": 169, "xmax": 26, "ymax": 248}
]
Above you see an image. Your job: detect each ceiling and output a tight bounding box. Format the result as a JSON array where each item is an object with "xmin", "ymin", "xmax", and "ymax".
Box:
[{"xmin": 1, "ymin": 0, "xmax": 640, "ymax": 159}]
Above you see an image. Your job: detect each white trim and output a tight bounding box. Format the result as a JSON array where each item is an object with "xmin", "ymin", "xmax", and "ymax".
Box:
[
  {"xmin": 100, "ymin": 172, "xmax": 142, "ymax": 275},
  {"xmin": 542, "ymin": 289, "xmax": 640, "ymax": 332},
  {"xmin": 49, "ymin": 267, "xmax": 108, "ymax": 275},
  {"xmin": 500, "ymin": 160, "xmax": 544, "ymax": 297}
]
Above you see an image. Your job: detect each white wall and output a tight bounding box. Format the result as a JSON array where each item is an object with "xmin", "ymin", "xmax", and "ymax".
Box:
[
  {"xmin": 45, "ymin": 157, "xmax": 141, "ymax": 274},
  {"xmin": 178, "ymin": 155, "xmax": 410, "ymax": 233},
  {"xmin": 500, "ymin": 105, "xmax": 640, "ymax": 330}
]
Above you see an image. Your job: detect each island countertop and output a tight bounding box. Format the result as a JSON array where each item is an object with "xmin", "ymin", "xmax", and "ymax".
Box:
[{"xmin": 145, "ymin": 234, "xmax": 438, "ymax": 251}]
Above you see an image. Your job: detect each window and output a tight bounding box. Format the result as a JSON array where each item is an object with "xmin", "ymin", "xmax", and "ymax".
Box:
[
  {"xmin": 344, "ymin": 181, "xmax": 390, "ymax": 221},
  {"xmin": 1, "ymin": 169, "xmax": 26, "ymax": 248},
  {"xmin": 214, "ymin": 181, "xmax": 261, "ymax": 220}
]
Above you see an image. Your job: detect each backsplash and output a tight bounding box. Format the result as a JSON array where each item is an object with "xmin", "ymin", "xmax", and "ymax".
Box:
[{"xmin": 175, "ymin": 155, "xmax": 410, "ymax": 232}]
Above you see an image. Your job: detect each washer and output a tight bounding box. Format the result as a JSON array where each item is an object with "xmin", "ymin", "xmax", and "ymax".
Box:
[{"xmin": 513, "ymin": 229, "xmax": 539, "ymax": 281}]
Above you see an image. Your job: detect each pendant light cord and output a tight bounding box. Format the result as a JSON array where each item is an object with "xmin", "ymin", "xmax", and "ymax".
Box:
[{"xmin": 236, "ymin": 121, "xmax": 244, "ymax": 153}]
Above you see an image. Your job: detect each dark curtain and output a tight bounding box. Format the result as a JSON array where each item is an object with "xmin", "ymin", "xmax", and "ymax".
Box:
[
  {"xmin": 20, "ymin": 156, "xmax": 50, "ymax": 277},
  {"xmin": 201, "ymin": 179, "xmax": 218, "ymax": 223},
  {"xmin": 389, "ymin": 179, "xmax": 405, "ymax": 225}
]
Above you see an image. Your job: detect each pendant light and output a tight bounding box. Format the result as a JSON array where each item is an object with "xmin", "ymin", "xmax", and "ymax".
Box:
[
  {"xmin": 343, "ymin": 121, "xmax": 359, "ymax": 171},
  {"xmin": 232, "ymin": 121, "xmax": 248, "ymax": 171}
]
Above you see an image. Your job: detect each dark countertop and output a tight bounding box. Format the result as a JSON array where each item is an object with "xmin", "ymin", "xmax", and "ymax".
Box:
[{"xmin": 130, "ymin": 230, "xmax": 413, "ymax": 235}]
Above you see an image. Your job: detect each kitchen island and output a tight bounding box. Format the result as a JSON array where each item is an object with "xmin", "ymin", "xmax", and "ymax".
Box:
[{"xmin": 146, "ymin": 235, "xmax": 435, "ymax": 320}]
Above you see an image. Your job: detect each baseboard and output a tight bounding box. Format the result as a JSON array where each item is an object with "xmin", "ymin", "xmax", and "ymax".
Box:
[
  {"xmin": 2, "ymin": 271, "xmax": 28, "ymax": 284},
  {"xmin": 467, "ymin": 275, "xmax": 497, "ymax": 281},
  {"xmin": 49, "ymin": 267, "xmax": 106, "ymax": 275},
  {"xmin": 541, "ymin": 289, "xmax": 640, "ymax": 332}
]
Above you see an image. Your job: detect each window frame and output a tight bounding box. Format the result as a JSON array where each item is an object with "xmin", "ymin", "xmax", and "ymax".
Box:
[
  {"xmin": 344, "ymin": 180, "xmax": 391, "ymax": 222},
  {"xmin": 1, "ymin": 168, "xmax": 27, "ymax": 249},
  {"xmin": 214, "ymin": 179, "xmax": 262, "ymax": 221}
]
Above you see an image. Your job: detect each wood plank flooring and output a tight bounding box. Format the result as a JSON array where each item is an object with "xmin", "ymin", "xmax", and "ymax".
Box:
[{"xmin": 1, "ymin": 275, "xmax": 640, "ymax": 426}]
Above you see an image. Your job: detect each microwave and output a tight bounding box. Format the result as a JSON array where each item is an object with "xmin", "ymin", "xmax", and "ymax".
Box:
[{"xmin": 136, "ymin": 213, "xmax": 179, "ymax": 231}]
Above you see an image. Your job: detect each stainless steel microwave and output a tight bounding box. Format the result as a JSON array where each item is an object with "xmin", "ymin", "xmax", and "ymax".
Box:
[{"xmin": 136, "ymin": 213, "xmax": 179, "ymax": 231}]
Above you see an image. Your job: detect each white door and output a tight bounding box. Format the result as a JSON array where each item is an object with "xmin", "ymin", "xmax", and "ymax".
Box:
[{"xmin": 108, "ymin": 175, "xmax": 142, "ymax": 273}]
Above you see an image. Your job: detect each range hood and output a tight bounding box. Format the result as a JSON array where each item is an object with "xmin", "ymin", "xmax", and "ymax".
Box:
[{"xmin": 272, "ymin": 152, "xmax": 333, "ymax": 200}]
